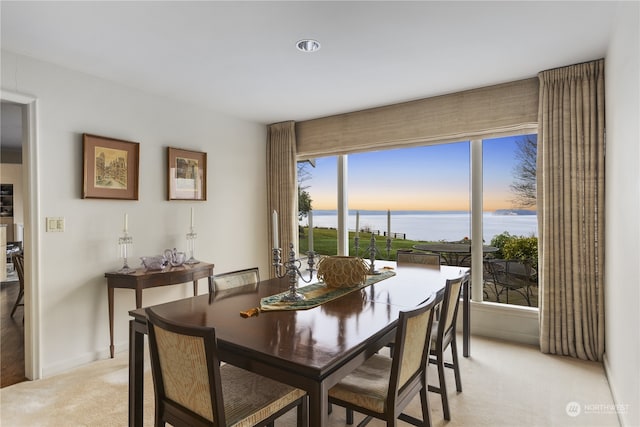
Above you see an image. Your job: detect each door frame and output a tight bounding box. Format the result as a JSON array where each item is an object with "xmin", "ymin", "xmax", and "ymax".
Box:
[{"xmin": 1, "ymin": 90, "xmax": 41, "ymax": 380}]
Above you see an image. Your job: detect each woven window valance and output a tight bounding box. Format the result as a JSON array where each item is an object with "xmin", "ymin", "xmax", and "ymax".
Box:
[{"xmin": 296, "ymin": 78, "xmax": 539, "ymax": 158}]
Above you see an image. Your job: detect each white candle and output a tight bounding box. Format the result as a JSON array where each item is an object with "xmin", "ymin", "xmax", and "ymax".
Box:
[
  {"xmin": 387, "ymin": 209, "xmax": 391, "ymax": 239},
  {"xmin": 355, "ymin": 211, "xmax": 360, "ymax": 238},
  {"xmin": 190, "ymin": 207, "xmax": 194, "ymax": 229},
  {"xmin": 308, "ymin": 210, "xmax": 314, "ymax": 252},
  {"xmin": 272, "ymin": 210, "xmax": 279, "ymax": 248},
  {"xmin": 124, "ymin": 213, "xmax": 128, "ymax": 233}
]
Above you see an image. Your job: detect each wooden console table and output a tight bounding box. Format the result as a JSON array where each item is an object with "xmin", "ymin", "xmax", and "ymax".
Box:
[{"xmin": 105, "ymin": 262, "xmax": 214, "ymax": 358}]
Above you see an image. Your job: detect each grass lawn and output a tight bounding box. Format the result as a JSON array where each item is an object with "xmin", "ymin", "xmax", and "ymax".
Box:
[
  {"xmin": 299, "ymin": 226, "xmax": 539, "ymax": 307},
  {"xmin": 299, "ymin": 226, "xmax": 432, "ymax": 260}
]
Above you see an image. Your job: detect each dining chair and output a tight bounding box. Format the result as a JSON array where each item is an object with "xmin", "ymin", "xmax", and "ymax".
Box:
[
  {"xmin": 328, "ymin": 297, "xmax": 438, "ymax": 427},
  {"xmin": 210, "ymin": 267, "xmax": 260, "ymax": 294},
  {"xmin": 428, "ymin": 274, "xmax": 468, "ymax": 421},
  {"xmin": 484, "ymin": 259, "xmax": 537, "ymax": 306},
  {"xmin": 10, "ymin": 253, "xmax": 25, "ymax": 317},
  {"xmin": 386, "ymin": 251, "xmax": 442, "ymax": 354},
  {"xmin": 396, "ymin": 252, "xmax": 441, "ymax": 266},
  {"xmin": 145, "ymin": 306, "xmax": 308, "ymax": 427}
]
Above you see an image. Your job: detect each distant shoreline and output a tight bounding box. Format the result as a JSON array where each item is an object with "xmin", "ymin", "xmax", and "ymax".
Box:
[{"xmin": 302, "ymin": 210, "xmax": 538, "ymax": 242}]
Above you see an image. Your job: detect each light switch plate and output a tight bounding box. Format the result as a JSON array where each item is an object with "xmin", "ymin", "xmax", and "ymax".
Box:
[{"xmin": 46, "ymin": 217, "xmax": 65, "ymax": 232}]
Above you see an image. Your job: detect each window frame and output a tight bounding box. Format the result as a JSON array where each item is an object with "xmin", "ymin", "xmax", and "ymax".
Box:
[{"xmin": 298, "ymin": 128, "xmax": 538, "ymax": 307}]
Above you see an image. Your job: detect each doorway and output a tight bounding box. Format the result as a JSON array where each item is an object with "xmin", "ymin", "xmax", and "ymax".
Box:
[
  {"xmin": 1, "ymin": 101, "xmax": 25, "ymax": 386},
  {"xmin": 0, "ymin": 94, "xmax": 40, "ymax": 384}
]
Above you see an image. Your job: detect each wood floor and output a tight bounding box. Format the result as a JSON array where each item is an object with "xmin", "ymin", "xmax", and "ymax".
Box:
[{"xmin": 1, "ymin": 278, "xmax": 26, "ymax": 388}]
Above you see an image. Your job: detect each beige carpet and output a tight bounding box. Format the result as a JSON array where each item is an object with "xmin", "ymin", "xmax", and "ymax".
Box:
[{"xmin": 1, "ymin": 335, "xmax": 619, "ymax": 426}]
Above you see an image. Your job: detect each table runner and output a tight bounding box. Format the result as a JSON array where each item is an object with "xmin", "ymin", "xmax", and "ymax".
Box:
[{"xmin": 240, "ymin": 269, "xmax": 395, "ymax": 317}]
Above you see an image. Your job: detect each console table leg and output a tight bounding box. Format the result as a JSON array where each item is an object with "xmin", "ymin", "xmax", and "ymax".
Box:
[
  {"xmin": 108, "ymin": 286, "xmax": 115, "ymax": 358},
  {"xmin": 135, "ymin": 288, "xmax": 142, "ymax": 309}
]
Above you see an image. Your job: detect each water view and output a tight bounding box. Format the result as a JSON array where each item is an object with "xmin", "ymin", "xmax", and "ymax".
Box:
[{"xmin": 302, "ymin": 210, "xmax": 537, "ymax": 243}]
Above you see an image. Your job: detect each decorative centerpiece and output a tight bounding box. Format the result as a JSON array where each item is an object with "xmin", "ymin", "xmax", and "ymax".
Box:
[
  {"xmin": 164, "ymin": 248, "xmax": 187, "ymax": 267},
  {"xmin": 117, "ymin": 213, "xmax": 135, "ymax": 274},
  {"xmin": 140, "ymin": 255, "xmax": 169, "ymax": 271},
  {"xmin": 316, "ymin": 256, "xmax": 368, "ymax": 288},
  {"xmin": 185, "ymin": 208, "xmax": 199, "ymax": 265},
  {"xmin": 271, "ymin": 210, "xmax": 316, "ymax": 302}
]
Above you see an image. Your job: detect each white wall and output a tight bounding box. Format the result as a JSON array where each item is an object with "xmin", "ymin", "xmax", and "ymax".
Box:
[
  {"xmin": 604, "ymin": 3, "xmax": 640, "ymax": 427},
  {"xmin": 1, "ymin": 51, "xmax": 270, "ymax": 376}
]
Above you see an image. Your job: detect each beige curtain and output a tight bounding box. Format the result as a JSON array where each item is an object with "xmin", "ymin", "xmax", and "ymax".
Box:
[
  {"xmin": 266, "ymin": 121, "xmax": 298, "ymax": 277},
  {"xmin": 537, "ymin": 59, "xmax": 605, "ymax": 361}
]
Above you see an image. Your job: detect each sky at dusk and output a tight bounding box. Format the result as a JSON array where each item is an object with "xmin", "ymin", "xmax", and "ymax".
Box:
[{"xmin": 303, "ymin": 135, "xmax": 535, "ymax": 212}]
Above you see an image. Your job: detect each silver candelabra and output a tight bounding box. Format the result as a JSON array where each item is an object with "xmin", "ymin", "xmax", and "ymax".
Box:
[
  {"xmin": 273, "ymin": 243, "xmax": 316, "ymax": 302},
  {"xmin": 365, "ymin": 233, "xmax": 381, "ymax": 275},
  {"xmin": 354, "ymin": 231, "xmax": 392, "ymax": 274},
  {"xmin": 185, "ymin": 227, "xmax": 199, "ymax": 265},
  {"xmin": 118, "ymin": 232, "xmax": 135, "ymax": 274}
]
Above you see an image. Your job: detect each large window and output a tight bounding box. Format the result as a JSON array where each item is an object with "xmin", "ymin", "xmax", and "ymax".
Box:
[
  {"xmin": 482, "ymin": 135, "xmax": 538, "ymax": 307},
  {"xmin": 348, "ymin": 142, "xmax": 471, "ymax": 252},
  {"xmin": 298, "ymin": 134, "xmax": 538, "ymax": 308}
]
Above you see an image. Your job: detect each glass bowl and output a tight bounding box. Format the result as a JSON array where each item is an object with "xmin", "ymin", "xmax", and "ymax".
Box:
[{"xmin": 140, "ymin": 256, "xmax": 168, "ymax": 271}]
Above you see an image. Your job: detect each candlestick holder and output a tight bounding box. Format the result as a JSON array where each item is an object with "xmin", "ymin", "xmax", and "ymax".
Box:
[
  {"xmin": 273, "ymin": 243, "xmax": 316, "ymax": 302},
  {"xmin": 184, "ymin": 227, "xmax": 199, "ymax": 265},
  {"xmin": 118, "ymin": 232, "xmax": 135, "ymax": 274},
  {"xmin": 353, "ymin": 235, "xmax": 360, "ymax": 257},
  {"xmin": 386, "ymin": 236, "xmax": 392, "ymax": 260},
  {"xmin": 366, "ymin": 233, "xmax": 381, "ymax": 275}
]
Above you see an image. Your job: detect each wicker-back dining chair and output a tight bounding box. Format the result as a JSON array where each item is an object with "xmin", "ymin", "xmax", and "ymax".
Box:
[
  {"xmin": 328, "ymin": 297, "xmax": 438, "ymax": 426},
  {"xmin": 428, "ymin": 273, "xmax": 468, "ymax": 421},
  {"xmin": 146, "ymin": 307, "xmax": 308, "ymax": 427}
]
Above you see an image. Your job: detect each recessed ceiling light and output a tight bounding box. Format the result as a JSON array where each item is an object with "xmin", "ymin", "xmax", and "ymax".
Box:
[{"xmin": 296, "ymin": 39, "xmax": 321, "ymax": 53}]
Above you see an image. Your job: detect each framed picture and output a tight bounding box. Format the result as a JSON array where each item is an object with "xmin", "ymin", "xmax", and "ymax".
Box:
[
  {"xmin": 82, "ymin": 134, "xmax": 139, "ymax": 200},
  {"xmin": 167, "ymin": 147, "xmax": 207, "ymax": 201}
]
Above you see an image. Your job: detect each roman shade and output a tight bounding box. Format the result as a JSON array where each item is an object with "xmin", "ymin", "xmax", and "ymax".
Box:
[{"xmin": 296, "ymin": 78, "xmax": 539, "ymax": 158}]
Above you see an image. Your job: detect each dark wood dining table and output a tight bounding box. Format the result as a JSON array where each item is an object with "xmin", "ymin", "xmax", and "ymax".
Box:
[{"xmin": 128, "ymin": 262, "xmax": 469, "ymax": 427}]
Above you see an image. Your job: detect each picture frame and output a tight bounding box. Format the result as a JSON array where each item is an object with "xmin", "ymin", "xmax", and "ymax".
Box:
[
  {"xmin": 82, "ymin": 133, "xmax": 139, "ymax": 200},
  {"xmin": 167, "ymin": 147, "xmax": 207, "ymax": 201}
]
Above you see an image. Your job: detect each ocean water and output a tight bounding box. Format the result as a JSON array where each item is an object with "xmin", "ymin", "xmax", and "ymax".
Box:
[{"xmin": 302, "ymin": 210, "xmax": 537, "ymax": 243}]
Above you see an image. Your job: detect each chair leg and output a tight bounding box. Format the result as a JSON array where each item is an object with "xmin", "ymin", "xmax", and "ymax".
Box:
[
  {"xmin": 347, "ymin": 408, "xmax": 354, "ymax": 425},
  {"xmin": 298, "ymin": 397, "xmax": 308, "ymax": 427},
  {"xmin": 10, "ymin": 288, "xmax": 24, "ymax": 317},
  {"xmin": 493, "ymin": 283, "xmax": 501, "ymax": 303},
  {"xmin": 418, "ymin": 385, "xmax": 432, "ymax": 427},
  {"xmin": 450, "ymin": 339, "xmax": 462, "ymax": 392},
  {"xmin": 434, "ymin": 352, "xmax": 450, "ymax": 421}
]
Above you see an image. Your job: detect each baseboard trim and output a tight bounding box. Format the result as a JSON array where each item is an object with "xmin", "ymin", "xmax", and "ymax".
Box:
[
  {"xmin": 464, "ymin": 300, "xmax": 539, "ymax": 346},
  {"xmin": 603, "ymin": 353, "xmax": 631, "ymax": 427}
]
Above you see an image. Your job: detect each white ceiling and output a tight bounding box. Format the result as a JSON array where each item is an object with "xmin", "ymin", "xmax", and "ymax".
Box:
[{"xmin": 1, "ymin": 1, "xmax": 618, "ymax": 128}]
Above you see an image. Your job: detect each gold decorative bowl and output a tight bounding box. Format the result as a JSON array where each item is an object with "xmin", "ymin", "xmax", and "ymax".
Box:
[{"xmin": 316, "ymin": 256, "xmax": 369, "ymax": 288}]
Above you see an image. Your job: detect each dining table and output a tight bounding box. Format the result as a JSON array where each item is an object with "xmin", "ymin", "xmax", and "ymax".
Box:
[
  {"xmin": 128, "ymin": 261, "xmax": 469, "ymax": 427},
  {"xmin": 412, "ymin": 242, "xmax": 499, "ymax": 266}
]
